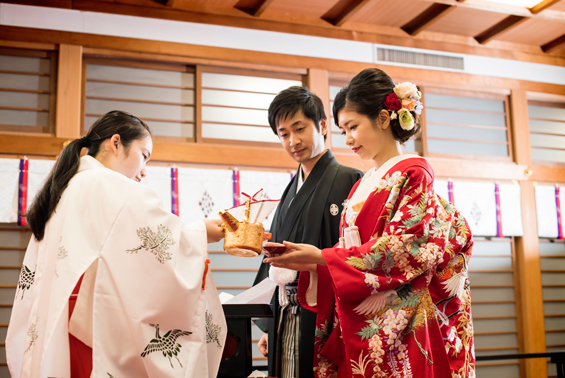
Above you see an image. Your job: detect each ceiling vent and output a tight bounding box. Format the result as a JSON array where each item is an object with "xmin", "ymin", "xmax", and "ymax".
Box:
[{"xmin": 376, "ymin": 46, "xmax": 465, "ymax": 71}]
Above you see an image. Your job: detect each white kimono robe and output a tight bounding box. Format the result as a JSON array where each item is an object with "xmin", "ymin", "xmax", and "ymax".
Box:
[{"xmin": 6, "ymin": 155, "xmax": 227, "ymax": 378}]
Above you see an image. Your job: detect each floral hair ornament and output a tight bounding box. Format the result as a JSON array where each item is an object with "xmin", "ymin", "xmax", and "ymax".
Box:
[{"xmin": 383, "ymin": 82, "xmax": 423, "ymax": 131}]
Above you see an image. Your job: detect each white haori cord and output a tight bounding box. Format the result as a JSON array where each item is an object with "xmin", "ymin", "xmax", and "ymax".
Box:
[{"xmin": 269, "ymin": 266, "xmax": 297, "ymax": 307}]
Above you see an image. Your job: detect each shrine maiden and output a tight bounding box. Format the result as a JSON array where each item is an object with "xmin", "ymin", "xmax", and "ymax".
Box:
[
  {"xmin": 6, "ymin": 111, "xmax": 226, "ymax": 378},
  {"xmin": 266, "ymin": 69, "xmax": 475, "ymax": 378}
]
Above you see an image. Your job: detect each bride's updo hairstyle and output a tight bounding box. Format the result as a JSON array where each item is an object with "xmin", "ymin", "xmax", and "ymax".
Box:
[{"xmin": 333, "ymin": 68, "xmax": 422, "ymax": 144}]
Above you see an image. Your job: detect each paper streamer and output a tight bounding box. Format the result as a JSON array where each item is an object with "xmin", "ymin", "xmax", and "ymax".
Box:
[
  {"xmin": 27, "ymin": 159, "xmax": 56, "ymax": 205},
  {"xmin": 451, "ymin": 181, "xmax": 497, "ymax": 237},
  {"xmin": 178, "ymin": 167, "xmax": 233, "ymax": 226},
  {"xmin": 434, "ymin": 180, "xmax": 449, "ymax": 202},
  {"xmin": 535, "ymin": 185, "xmax": 558, "ymax": 238},
  {"xmin": 171, "ymin": 167, "xmax": 179, "ymax": 217},
  {"xmin": 233, "ymin": 169, "xmax": 240, "ymax": 207},
  {"xmin": 239, "ymin": 170, "xmax": 292, "ymax": 231},
  {"xmin": 17, "ymin": 158, "xmax": 28, "ymax": 226},
  {"xmin": 141, "ymin": 165, "xmax": 172, "ymax": 214},
  {"xmin": 557, "ymin": 185, "xmax": 563, "ymax": 240},
  {"xmin": 447, "ymin": 180, "xmax": 454, "ymax": 204},
  {"xmin": 498, "ymin": 183, "xmax": 523, "ymax": 237},
  {"xmin": 495, "ymin": 184, "xmax": 504, "ymax": 238},
  {"xmin": 0, "ymin": 158, "xmax": 20, "ymax": 223}
]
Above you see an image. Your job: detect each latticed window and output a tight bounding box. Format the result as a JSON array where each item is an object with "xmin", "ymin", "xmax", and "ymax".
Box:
[
  {"xmin": 0, "ymin": 48, "xmax": 56, "ymax": 134},
  {"xmin": 528, "ymin": 101, "xmax": 565, "ymax": 164},
  {"xmin": 424, "ymin": 89, "xmax": 511, "ymax": 160},
  {"xmin": 199, "ymin": 67, "xmax": 303, "ymax": 146},
  {"xmin": 84, "ymin": 60, "xmax": 195, "ymax": 140}
]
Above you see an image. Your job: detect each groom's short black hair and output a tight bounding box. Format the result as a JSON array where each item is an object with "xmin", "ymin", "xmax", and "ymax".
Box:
[{"xmin": 268, "ymin": 86, "xmax": 327, "ymax": 139}]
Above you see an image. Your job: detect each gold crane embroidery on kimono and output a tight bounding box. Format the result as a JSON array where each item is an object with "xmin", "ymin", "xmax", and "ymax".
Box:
[
  {"xmin": 205, "ymin": 310, "xmax": 222, "ymax": 348},
  {"xmin": 24, "ymin": 319, "xmax": 38, "ymax": 353},
  {"xmin": 55, "ymin": 246, "xmax": 68, "ymax": 278},
  {"xmin": 141, "ymin": 324, "xmax": 192, "ymax": 368},
  {"xmin": 126, "ymin": 224, "xmax": 176, "ymax": 264},
  {"xmin": 17, "ymin": 264, "xmax": 35, "ymax": 299}
]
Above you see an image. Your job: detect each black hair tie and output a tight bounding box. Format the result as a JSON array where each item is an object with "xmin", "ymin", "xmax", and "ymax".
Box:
[{"xmin": 80, "ymin": 136, "xmax": 90, "ymax": 148}]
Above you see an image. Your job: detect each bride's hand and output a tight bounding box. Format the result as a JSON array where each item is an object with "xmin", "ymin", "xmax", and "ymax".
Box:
[{"xmin": 264, "ymin": 241, "xmax": 325, "ymax": 270}]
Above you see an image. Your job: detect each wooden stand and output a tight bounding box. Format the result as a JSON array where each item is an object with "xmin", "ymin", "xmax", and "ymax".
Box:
[{"xmin": 219, "ymin": 304, "xmax": 273, "ymax": 378}]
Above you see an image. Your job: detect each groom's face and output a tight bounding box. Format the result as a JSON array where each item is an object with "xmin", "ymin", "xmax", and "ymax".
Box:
[{"xmin": 276, "ymin": 111, "xmax": 327, "ymax": 165}]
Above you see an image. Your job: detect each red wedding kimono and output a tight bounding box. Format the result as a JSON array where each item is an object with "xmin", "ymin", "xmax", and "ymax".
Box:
[{"xmin": 298, "ymin": 155, "xmax": 475, "ymax": 378}]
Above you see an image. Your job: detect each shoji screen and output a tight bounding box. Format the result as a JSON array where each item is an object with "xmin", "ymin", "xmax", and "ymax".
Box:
[
  {"xmin": 328, "ymin": 80, "xmax": 422, "ymax": 154},
  {"xmin": 200, "ymin": 68, "xmax": 302, "ymax": 145},
  {"xmin": 470, "ymin": 238, "xmax": 520, "ymax": 378},
  {"xmin": 0, "ymin": 49, "xmax": 55, "ymax": 134},
  {"xmin": 528, "ymin": 102, "xmax": 565, "ymax": 164},
  {"xmin": 538, "ymin": 239, "xmax": 565, "ymax": 377},
  {"xmin": 424, "ymin": 90, "xmax": 511, "ymax": 160},
  {"xmin": 0, "ymin": 224, "xmax": 31, "ymax": 378},
  {"xmin": 84, "ymin": 60, "xmax": 195, "ymax": 140}
]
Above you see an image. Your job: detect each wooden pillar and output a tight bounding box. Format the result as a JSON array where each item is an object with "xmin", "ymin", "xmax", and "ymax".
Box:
[
  {"xmin": 509, "ymin": 89, "xmax": 547, "ymax": 377},
  {"xmin": 305, "ymin": 68, "xmax": 331, "ymax": 149},
  {"xmin": 55, "ymin": 44, "xmax": 82, "ymax": 139}
]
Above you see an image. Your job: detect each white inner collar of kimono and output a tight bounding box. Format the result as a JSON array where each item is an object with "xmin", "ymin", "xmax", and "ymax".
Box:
[
  {"xmin": 296, "ymin": 168, "xmax": 304, "ymax": 194},
  {"xmin": 347, "ymin": 154, "xmax": 420, "ymax": 225},
  {"xmin": 78, "ymin": 155, "xmax": 106, "ymax": 173}
]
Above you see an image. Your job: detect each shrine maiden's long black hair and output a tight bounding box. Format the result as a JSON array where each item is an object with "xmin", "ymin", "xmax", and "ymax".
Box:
[
  {"xmin": 333, "ymin": 68, "xmax": 421, "ymax": 144},
  {"xmin": 27, "ymin": 110, "xmax": 151, "ymax": 241}
]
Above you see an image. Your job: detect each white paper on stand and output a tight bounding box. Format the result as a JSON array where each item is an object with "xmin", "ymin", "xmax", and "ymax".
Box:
[
  {"xmin": 219, "ymin": 292, "xmax": 235, "ymax": 304},
  {"xmin": 224, "ymin": 277, "xmax": 277, "ymax": 305},
  {"xmin": 248, "ymin": 370, "xmax": 268, "ymax": 377}
]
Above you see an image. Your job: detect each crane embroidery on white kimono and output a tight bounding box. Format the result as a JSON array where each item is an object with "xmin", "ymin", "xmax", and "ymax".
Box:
[
  {"xmin": 126, "ymin": 224, "xmax": 176, "ymax": 264},
  {"xmin": 54, "ymin": 246, "xmax": 68, "ymax": 278},
  {"xmin": 16, "ymin": 265, "xmax": 35, "ymax": 299},
  {"xmin": 205, "ymin": 311, "xmax": 222, "ymax": 348},
  {"xmin": 140, "ymin": 324, "xmax": 192, "ymax": 368},
  {"xmin": 24, "ymin": 319, "xmax": 38, "ymax": 354}
]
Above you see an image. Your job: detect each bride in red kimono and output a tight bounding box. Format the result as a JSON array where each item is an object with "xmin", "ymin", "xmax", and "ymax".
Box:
[{"xmin": 264, "ymin": 68, "xmax": 475, "ymax": 378}]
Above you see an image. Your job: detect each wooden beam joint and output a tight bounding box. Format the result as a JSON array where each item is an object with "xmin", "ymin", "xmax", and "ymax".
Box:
[
  {"xmin": 474, "ymin": 15, "xmax": 527, "ymax": 44},
  {"xmin": 529, "ymin": 0, "xmax": 560, "ymax": 14},
  {"xmin": 401, "ymin": 3, "xmax": 454, "ymax": 36},
  {"xmin": 321, "ymin": 0, "xmax": 372, "ymax": 27},
  {"xmin": 542, "ymin": 33, "xmax": 565, "ymax": 53},
  {"xmin": 235, "ymin": 0, "xmax": 275, "ymax": 17}
]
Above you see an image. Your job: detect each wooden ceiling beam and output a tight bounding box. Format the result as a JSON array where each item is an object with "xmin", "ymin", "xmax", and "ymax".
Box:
[
  {"xmin": 542, "ymin": 33, "xmax": 565, "ymax": 53},
  {"xmin": 529, "ymin": 0, "xmax": 560, "ymax": 14},
  {"xmin": 235, "ymin": 0, "xmax": 275, "ymax": 17},
  {"xmin": 474, "ymin": 15, "xmax": 527, "ymax": 44},
  {"xmin": 322, "ymin": 0, "xmax": 372, "ymax": 27},
  {"xmin": 401, "ymin": 3, "xmax": 455, "ymax": 36},
  {"xmin": 420, "ymin": 0, "xmax": 565, "ymax": 21}
]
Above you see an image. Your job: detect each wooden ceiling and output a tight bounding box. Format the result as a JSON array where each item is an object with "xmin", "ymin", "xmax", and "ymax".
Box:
[{"xmin": 5, "ymin": 0, "xmax": 565, "ymax": 60}]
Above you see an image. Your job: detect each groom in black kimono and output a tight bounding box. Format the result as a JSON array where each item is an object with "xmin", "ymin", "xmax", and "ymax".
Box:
[{"xmin": 254, "ymin": 86, "xmax": 362, "ymax": 378}]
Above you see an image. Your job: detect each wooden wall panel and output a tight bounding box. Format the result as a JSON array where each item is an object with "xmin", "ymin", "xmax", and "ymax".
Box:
[
  {"xmin": 305, "ymin": 68, "xmax": 331, "ymax": 149},
  {"xmin": 55, "ymin": 44, "xmax": 82, "ymax": 139},
  {"xmin": 510, "ymin": 89, "xmax": 548, "ymax": 377}
]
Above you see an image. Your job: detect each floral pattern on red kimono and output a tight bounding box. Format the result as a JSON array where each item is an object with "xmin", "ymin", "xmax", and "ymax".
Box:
[{"xmin": 298, "ymin": 157, "xmax": 474, "ymax": 378}]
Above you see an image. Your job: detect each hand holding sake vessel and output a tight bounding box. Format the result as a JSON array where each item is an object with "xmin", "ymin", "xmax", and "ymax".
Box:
[{"xmin": 220, "ymin": 189, "xmax": 278, "ymax": 258}]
